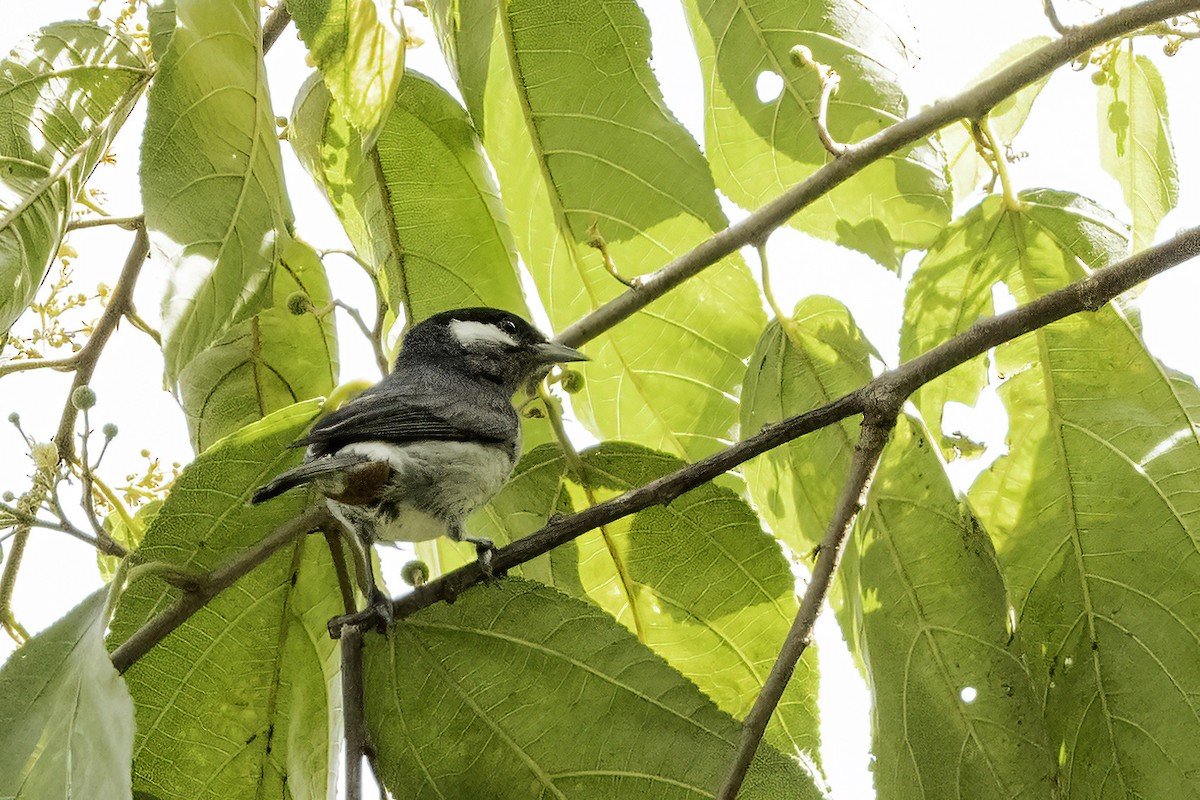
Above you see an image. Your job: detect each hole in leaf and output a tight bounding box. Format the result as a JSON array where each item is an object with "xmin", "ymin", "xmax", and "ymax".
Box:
[
  {"xmin": 960, "ymin": 686, "xmax": 977, "ymax": 703},
  {"xmin": 756, "ymin": 71, "xmax": 784, "ymax": 102}
]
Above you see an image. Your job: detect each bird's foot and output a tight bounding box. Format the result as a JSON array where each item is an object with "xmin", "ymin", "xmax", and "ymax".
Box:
[
  {"xmin": 465, "ymin": 536, "xmax": 503, "ymax": 580},
  {"xmin": 327, "ymin": 586, "xmax": 394, "ymax": 638}
]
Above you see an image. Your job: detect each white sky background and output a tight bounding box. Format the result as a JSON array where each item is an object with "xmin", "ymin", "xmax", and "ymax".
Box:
[{"xmin": 3, "ymin": 2, "xmax": 1199, "ymax": 798}]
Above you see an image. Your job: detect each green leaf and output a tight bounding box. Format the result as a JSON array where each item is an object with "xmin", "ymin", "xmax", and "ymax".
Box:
[
  {"xmin": 178, "ymin": 238, "xmax": 338, "ymax": 452},
  {"xmin": 108, "ymin": 401, "xmax": 343, "ymax": 800},
  {"xmin": 430, "ymin": 0, "xmax": 766, "ymax": 462},
  {"xmin": 0, "ymin": 590, "xmax": 135, "ymax": 800},
  {"xmin": 1098, "ymin": 43, "xmax": 1179, "ymax": 251},
  {"xmin": 145, "ymin": 0, "xmax": 293, "ymax": 383},
  {"xmin": 289, "ymin": 71, "xmax": 530, "ymax": 328},
  {"xmin": 0, "ymin": 22, "xmax": 149, "ymax": 341},
  {"xmin": 941, "ymin": 37, "xmax": 1053, "ymax": 202},
  {"xmin": 365, "ymin": 579, "xmax": 822, "ymax": 798},
  {"xmin": 905, "ymin": 189, "xmax": 1200, "ymax": 796},
  {"xmin": 288, "ymin": 0, "xmax": 405, "ymax": 142},
  {"xmin": 740, "ymin": 296, "xmax": 874, "ymax": 554},
  {"xmin": 683, "ymin": 0, "xmax": 950, "ymax": 268},
  {"xmin": 475, "ymin": 442, "xmax": 822, "ymax": 762},
  {"xmin": 846, "ymin": 416, "xmax": 1057, "ymax": 799},
  {"xmin": 900, "ymin": 189, "xmax": 1128, "ymax": 453},
  {"xmin": 99, "ymin": 500, "xmax": 162, "ymax": 582}
]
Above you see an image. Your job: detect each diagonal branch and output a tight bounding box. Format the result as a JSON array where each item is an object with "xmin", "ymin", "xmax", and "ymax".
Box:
[
  {"xmin": 102, "ymin": 226, "xmax": 1200, "ymax": 677},
  {"xmin": 53, "ymin": 224, "xmax": 149, "ymax": 462},
  {"xmin": 109, "ymin": 505, "xmax": 332, "ymax": 673},
  {"xmin": 718, "ymin": 418, "xmax": 891, "ymax": 799},
  {"xmin": 390, "ymin": 224, "xmax": 1200, "ymax": 621},
  {"xmin": 554, "ymin": 0, "xmax": 1200, "ymax": 349}
]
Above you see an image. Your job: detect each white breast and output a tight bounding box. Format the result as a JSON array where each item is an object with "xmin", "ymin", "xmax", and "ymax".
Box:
[{"xmin": 337, "ymin": 440, "xmax": 517, "ymax": 542}]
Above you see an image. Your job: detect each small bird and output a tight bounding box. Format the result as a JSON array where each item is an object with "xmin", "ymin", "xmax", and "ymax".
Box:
[{"xmin": 251, "ymin": 307, "xmax": 587, "ymax": 629}]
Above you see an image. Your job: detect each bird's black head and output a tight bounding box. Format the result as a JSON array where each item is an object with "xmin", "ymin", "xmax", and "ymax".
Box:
[{"xmin": 396, "ymin": 307, "xmax": 586, "ymax": 393}]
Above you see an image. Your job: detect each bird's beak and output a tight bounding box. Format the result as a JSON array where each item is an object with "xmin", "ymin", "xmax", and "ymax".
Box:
[{"xmin": 536, "ymin": 340, "xmax": 588, "ymax": 365}]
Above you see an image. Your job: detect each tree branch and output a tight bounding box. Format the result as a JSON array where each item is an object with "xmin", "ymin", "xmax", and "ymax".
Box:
[
  {"xmin": 109, "ymin": 505, "xmax": 332, "ymax": 673},
  {"xmin": 554, "ymin": 0, "xmax": 1200, "ymax": 349},
  {"xmin": 54, "ymin": 224, "xmax": 149, "ymax": 463},
  {"xmin": 718, "ymin": 418, "xmax": 891, "ymax": 799},
  {"xmin": 390, "ymin": 224, "xmax": 1200, "ymax": 621},
  {"xmin": 341, "ymin": 628, "xmax": 367, "ymax": 800},
  {"xmin": 262, "ymin": 4, "xmax": 293, "ymax": 53}
]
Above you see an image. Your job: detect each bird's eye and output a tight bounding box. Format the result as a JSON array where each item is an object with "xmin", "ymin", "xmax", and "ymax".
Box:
[{"xmin": 499, "ymin": 319, "xmax": 518, "ymax": 335}]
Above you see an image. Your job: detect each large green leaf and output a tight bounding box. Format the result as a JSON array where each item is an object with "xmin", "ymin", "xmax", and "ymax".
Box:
[
  {"xmin": 0, "ymin": 22, "xmax": 149, "ymax": 341},
  {"xmin": 683, "ymin": 0, "xmax": 950, "ymax": 268},
  {"xmin": 846, "ymin": 416, "xmax": 1056, "ymax": 799},
  {"xmin": 905, "ymin": 189, "xmax": 1200, "ymax": 796},
  {"xmin": 473, "ymin": 443, "xmax": 822, "ymax": 763},
  {"xmin": 430, "ymin": 0, "xmax": 766, "ymax": 462},
  {"xmin": 289, "ymin": 71, "xmax": 529, "ymax": 329},
  {"xmin": 941, "ymin": 37, "xmax": 1053, "ymax": 203},
  {"xmin": 108, "ymin": 401, "xmax": 342, "ymax": 800},
  {"xmin": 0, "ymin": 590, "xmax": 135, "ymax": 800},
  {"xmin": 740, "ymin": 296, "xmax": 874, "ymax": 555},
  {"xmin": 1098, "ymin": 43, "xmax": 1178, "ymax": 251},
  {"xmin": 365, "ymin": 579, "xmax": 821, "ymax": 798},
  {"xmin": 145, "ymin": 0, "xmax": 293, "ymax": 382},
  {"xmin": 899, "ymin": 189, "xmax": 1127, "ymax": 453},
  {"xmin": 288, "ymin": 0, "xmax": 405, "ymax": 142},
  {"xmin": 178, "ymin": 238, "xmax": 338, "ymax": 452}
]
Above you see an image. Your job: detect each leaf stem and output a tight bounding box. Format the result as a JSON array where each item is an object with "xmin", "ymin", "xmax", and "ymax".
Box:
[{"xmin": 979, "ymin": 117, "xmax": 1020, "ymax": 210}]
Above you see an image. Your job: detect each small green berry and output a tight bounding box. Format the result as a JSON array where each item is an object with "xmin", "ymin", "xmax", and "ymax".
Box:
[
  {"xmin": 401, "ymin": 560, "xmax": 430, "ymax": 587},
  {"xmin": 7, "ymin": 412, "xmax": 18, "ymax": 426},
  {"xmin": 286, "ymin": 291, "xmax": 313, "ymax": 316},
  {"xmin": 102, "ymin": 423, "xmax": 119, "ymax": 439},
  {"xmin": 1090, "ymin": 71, "xmax": 1107, "ymax": 86},
  {"xmin": 86, "ymin": 6, "xmax": 101, "ymax": 20},
  {"xmin": 71, "ymin": 386, "xmax": 97, "ymax": 410},
  {"xmin": 561, "ymin": 369, "xmax": 585, "ymax": 394},
  {"xmin": 2, "ymin": 491, "xmax": 14, "ymax": 502}
]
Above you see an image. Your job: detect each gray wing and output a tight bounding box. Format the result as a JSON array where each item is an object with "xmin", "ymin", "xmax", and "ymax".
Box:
[{"xmin": 295, "ymin": 375, "xmax": 516, "ymax": 457}]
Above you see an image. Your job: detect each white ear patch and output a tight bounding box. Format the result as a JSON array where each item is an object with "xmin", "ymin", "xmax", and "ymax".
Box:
[{"xmin": 450, "ymin": 319, "xmax": 517, "ymax": 348}]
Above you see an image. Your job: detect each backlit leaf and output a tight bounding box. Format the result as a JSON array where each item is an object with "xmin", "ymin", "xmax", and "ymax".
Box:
[
  {"xmin": 684, "ymin": 0, "xmax": 951, "ymax": 268},
  {"xmin": 906, "ymin": 188, "xmax": 1200, "ymax": 796},
  {"xmin": 108, "ymin": 402, "xmax": 342, "ymax": 800},
  {"xmin": 289, "ymin": 0, "xmax": 405, "ymax": 142},
  {"xmin": 430, "ymin": 0, "xmax": 765, "ymax": 462},
  {"xmin": 0, "ymin": 22, "xmax": 149, "ymax": 340},
  {"xmin": 145, "ymin": 0, "xmax": 293, "ymax": 382},
  {"xmin": 178, "ymin": 238, "xmax": 338, "ymax": 452},
  {"xmin": 0, "ymin": 590, "xmax": 135, "ymax": 800},
  {"xmin": 1098, "ymin": 43, "xmax": 1178, "ymax": 251},
  {"xmin": 366, "ymin": 579, "xmax": 822, "ymax": 798}
]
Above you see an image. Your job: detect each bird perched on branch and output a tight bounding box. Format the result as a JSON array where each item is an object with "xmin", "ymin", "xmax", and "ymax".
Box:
[{"xmin": 251, "ymin": 307, "xmax": 587, "ymax": 631}]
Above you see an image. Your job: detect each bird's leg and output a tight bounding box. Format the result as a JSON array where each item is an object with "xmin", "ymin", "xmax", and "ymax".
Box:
[
  {"xmin": 327, "ymin": 514, "xmax": 394, "ymax": 636},
  {"xmin": 448, "ymin": 521, "xmax": 501, "ymax": 579}
]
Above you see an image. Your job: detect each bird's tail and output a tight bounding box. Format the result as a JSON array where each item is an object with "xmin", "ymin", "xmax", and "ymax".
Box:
[{"xmin": 250, "ymin": 454, "xmax": 372, "ymax": 504}]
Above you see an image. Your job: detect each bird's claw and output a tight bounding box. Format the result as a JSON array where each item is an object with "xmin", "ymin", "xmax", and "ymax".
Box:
[
  {"xmin": 327, "ymin": 587, "xmax": 394, "ymax": 638},
  {"xmin": 474, "ymin": 538, "xmax": 504, "ymax": 580}
]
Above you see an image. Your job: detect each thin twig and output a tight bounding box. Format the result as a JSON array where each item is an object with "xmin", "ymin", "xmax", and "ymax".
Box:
[
  {"xmin": 390, "ymin": 224, "xmax": 1200, "ymax": 621},
  {"xmin": 319, "ymin": 250, "xmax": 392, "ymax": 375},
  {"xmin": 554, "ymin": 0, "xmax": 1200, "ymax": 350},
  {"xmin": 0, "ymin": 356, "xmax": 79, "ymax": 379},
  {"xmin": 718, "ymin": 418, "xmax": 892, "ymax": 799},
  {"xmin": 790, "ymin": 46, "xmax": 845, "ymax": 157},
  {"xmin": 1044, "ymin": 0, "xmax": 1071, "ymax": 33},
  {"xmin": 262, "ymin": 4, "xmax": 293, "ymax": 53},
  {"xmin": 54, "ymin": 224, "xmax": 149, "ymax": 463},
  {"xmin": 109, "ymin": 505, "xmax": 332, "ymax": 673},
  {"xmin": 123, "ymin": 306, "xmax": 162, "ymax": 345},
  {"xmin": 65, "ymin": 214, "xmax": 144, "ymax": 232},
  {"xmin": 341, "ymin": 628, "xmax": 367, "ymax": 800}
]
